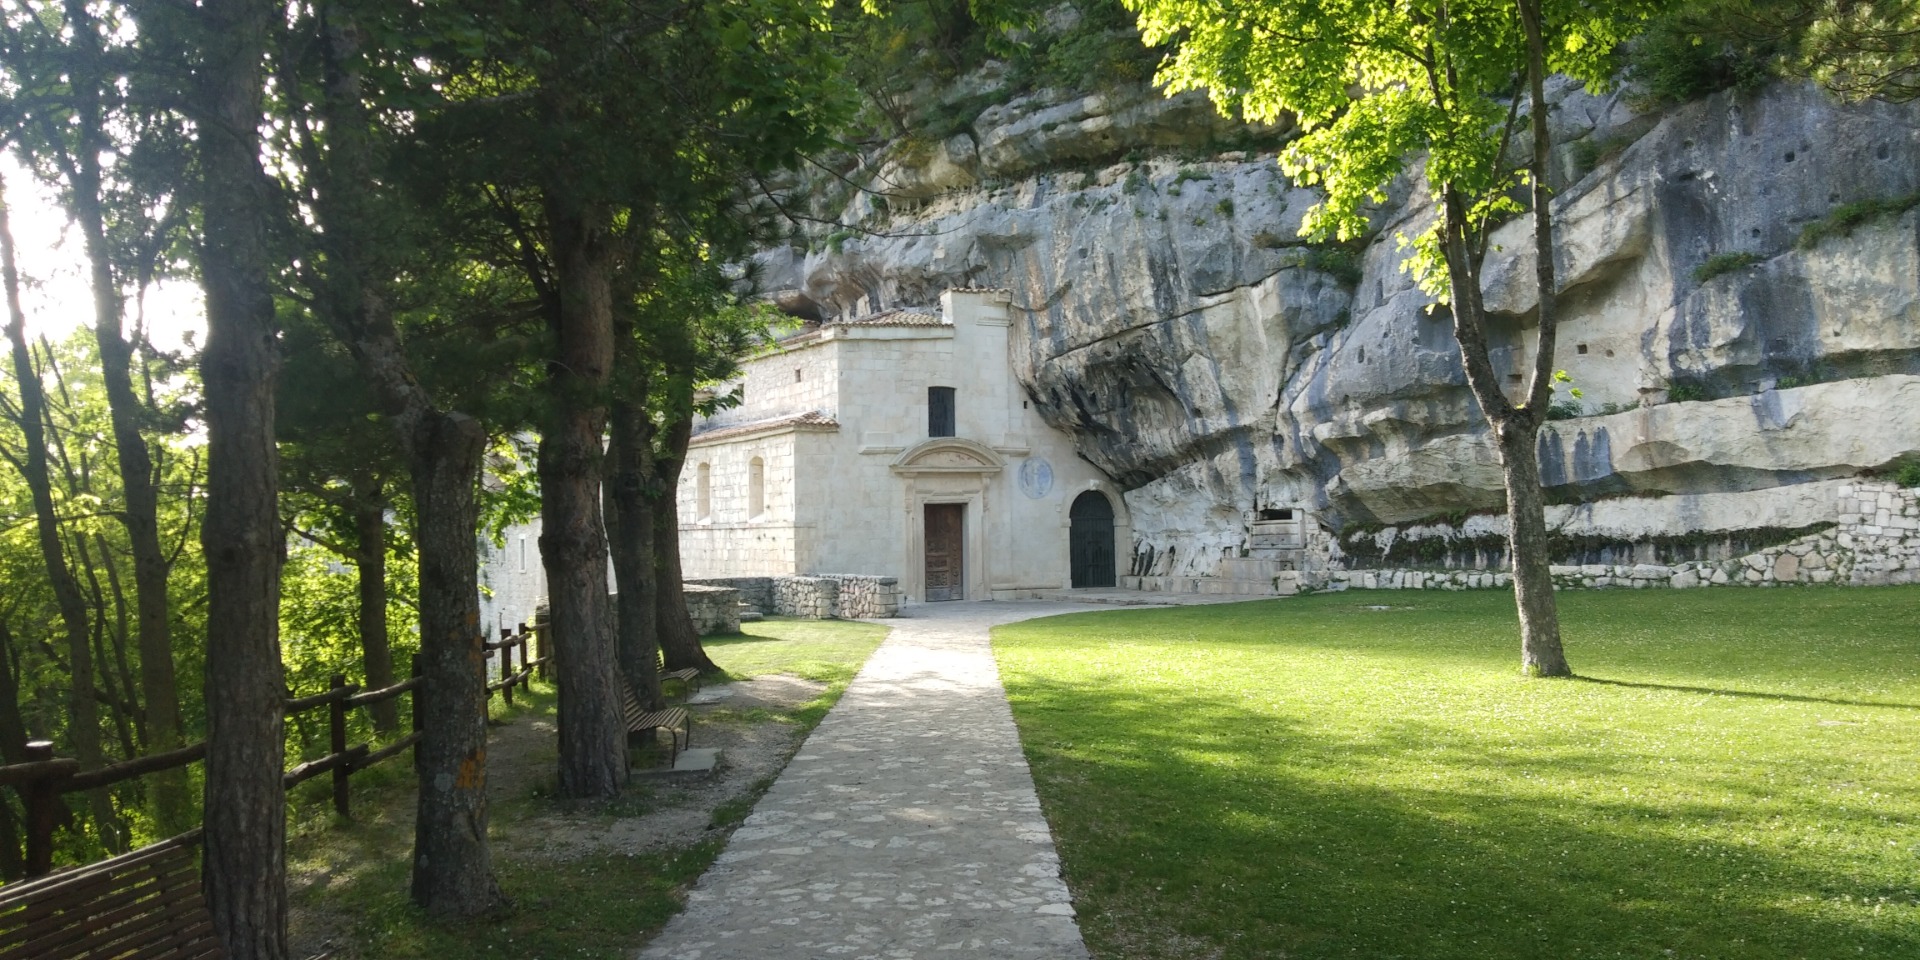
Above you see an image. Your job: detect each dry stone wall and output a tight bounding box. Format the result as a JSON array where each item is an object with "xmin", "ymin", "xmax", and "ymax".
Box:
[
  {"xmin": 684, "ymin": 584, "xmax": 743, "ymax": 636},
  {"xmin": 684, "ymin": 574, "xmax": 900, "ymax": 619},
  {"xmin": 1322, "ymin": 482, "xmax": 1919, "ymax": 593}
]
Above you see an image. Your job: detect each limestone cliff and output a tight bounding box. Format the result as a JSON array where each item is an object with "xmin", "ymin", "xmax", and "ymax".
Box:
[{"xmin": 759, "ymin": 73, "xmax": 1920, "ymax": 583}]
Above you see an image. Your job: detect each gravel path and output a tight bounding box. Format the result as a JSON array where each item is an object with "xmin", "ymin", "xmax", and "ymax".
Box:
[{"xmin": 639, "ymin": 600, "xmax": 1111, "ymax": 960}]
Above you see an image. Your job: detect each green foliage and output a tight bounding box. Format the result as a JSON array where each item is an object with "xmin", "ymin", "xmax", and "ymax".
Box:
[
  {"xmin": 1291, "ymin": 245, "xmax": 1365, "ymax": 285},
  {"xmin": 1172, "ymin": 167, "xmax": 1210, "ymax": 185},
  {"xmin": 1667, "ymin": 382, "xmax": 1709, "ymax": 403},
  {"xmin": 1895, "ymin": 461, "xmax": 1920, "ymax": 489},
  {"xmin": 1214, "ymin": 197, "xmax": 1235, "ymax": 217},
  {"xmin": 996, "ymin": 587, "xmax": 1920, "ymax": 960},
  {"xmin": 1621, "ymin": 3, "xmax": 1785, "ymax": 106},
  {"xmin": 1569, "ymin": 133, "xmax": 1636, "ymax": 179},
  {"xmin": 1128, "ymin": 0, "xmax": 1660, "ymax": 301},
  {"xmin": 1692, "ymin": 250, "xmax": 1765, "ymax": 282},
  {"xmin": 1797, "ymin": 192, "xmax": 1920, "ymax": 249},
  {"xmin": 1546, "ymin": 399, "xmax": 1585, "ymax": 420}
]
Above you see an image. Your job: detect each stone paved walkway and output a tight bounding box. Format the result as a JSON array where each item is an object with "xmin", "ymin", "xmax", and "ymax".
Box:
[{"xmin": 639, "ymin": 600, "xmax": 1113, "ymax": 960}]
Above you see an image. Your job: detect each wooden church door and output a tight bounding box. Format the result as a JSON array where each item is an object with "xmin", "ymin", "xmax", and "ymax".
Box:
[{"xmin": 924, "ymin": 504, "xmax": 965, "ymax": 601}]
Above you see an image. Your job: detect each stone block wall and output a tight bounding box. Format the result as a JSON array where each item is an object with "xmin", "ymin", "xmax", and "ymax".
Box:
[
  {"xmin": 685, "ymin": 576, "xmax": 776, "ymax": 612},
  {"xmin": 683, "ymin": 574, "xmax": 900, "ymax": 619},
  {"xmin": 1320, "ymin": 481, "xmax": 1920, "ymax": 593},
  {"xmin": 816, "ymin": 575, "xmax": 901, "ymax": 618},
  {"xmin": 684, "ymin": 584, "xmax": 743, "ymax": 635}
]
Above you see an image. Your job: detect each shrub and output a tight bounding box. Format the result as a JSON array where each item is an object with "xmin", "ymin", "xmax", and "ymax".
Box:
[
  {"xmin": 1546, "ymin": 399, "xmax": 1585, "ymax": 421},
  {"xmin": 1898, "ymin": 461, "xmax": 1920, "ymax": 489},
  {"xmin": 1621, "ymin": 6, "xmax": 1782, "ymax": 107},
  {"xmin": 1296, "ymin": 246, "xmax": 1364, "ymax": 285},
  {"xmin": 1173, "ymin": 167, "xmax": 1211, "ymax": 186},
  {"xmin": 1215, "ymin": 198, "xmax": 1235, "ymax": 217},
  {"xmin": 1797, "ymin": 192, "xmax": 1920, "ymax": 249},
  {"xmin": 1667, "ymin": 383, "xmax": 1707, "ymax": 403},
  {"xmin": 1692, "ymin": 251, "xmax": 1763, "ymax": 283}
]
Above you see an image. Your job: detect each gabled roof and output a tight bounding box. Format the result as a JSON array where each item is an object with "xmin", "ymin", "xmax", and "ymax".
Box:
[{"xmin": 689, "ymin": 410, "xmax": 839, "ymax": 447}]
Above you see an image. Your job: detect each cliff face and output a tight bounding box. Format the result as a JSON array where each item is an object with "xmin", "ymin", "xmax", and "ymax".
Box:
[{"xmin": 760, "ymin": 75, "xmax": 1920, "ymax": 579}]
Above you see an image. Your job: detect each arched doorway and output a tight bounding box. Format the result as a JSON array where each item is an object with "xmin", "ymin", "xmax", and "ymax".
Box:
[{"xmin": 1069, "ymin": 491, "xmax": 1116, "ymax": 588}]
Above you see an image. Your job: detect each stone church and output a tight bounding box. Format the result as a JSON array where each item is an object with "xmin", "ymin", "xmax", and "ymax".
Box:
[{"xmin": 677, "ymin": 288, "xmax": 1128, "ymax": 602}]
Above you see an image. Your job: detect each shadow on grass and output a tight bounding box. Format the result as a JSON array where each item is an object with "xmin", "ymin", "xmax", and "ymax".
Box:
[
  {"xmin": 1571, "ymin": 675, "xmax": 1920, "ymax": 710},
  {"xmin": 1007, "ymin": 676, "xmax": 1920, "ymax": 960}
]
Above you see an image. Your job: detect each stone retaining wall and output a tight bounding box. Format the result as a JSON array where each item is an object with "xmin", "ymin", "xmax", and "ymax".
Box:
[
  {"xmin": 684, "ymin": 574, "xmax": 900, "ymax": 619},
  {"xmin": 683, "ymin": 583, "xmax": 743, "ymax": 635},
  {"xmin": 1323, "ymin": 482, "xmax": 1920, "ymax": 593}
]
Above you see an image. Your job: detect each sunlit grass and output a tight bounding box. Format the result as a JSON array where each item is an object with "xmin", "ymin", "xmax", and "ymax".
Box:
[{"xmin": 993, "ymin": 587, "xmax": 1920, "ymax": 960}]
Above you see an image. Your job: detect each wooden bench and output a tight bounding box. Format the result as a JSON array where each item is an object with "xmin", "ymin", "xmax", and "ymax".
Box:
[
  {"xmin": 662, "ymin": 668, "xmax": 701, "ymax": 697},
  {"xmin": 0, "ymin": 833, "xmax": 223, "ymax": 960},
  {"xmin": 621, "ymin": 687, "xmax": 690, "ymax": 764}
]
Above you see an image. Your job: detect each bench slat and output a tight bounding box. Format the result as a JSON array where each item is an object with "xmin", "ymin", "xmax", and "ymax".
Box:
[
  {"xmin": 0, "ymin": 857, "xmax": 190, "ymax": 943},
  {"xmin": 0, "ymin": 836, "xmax": 222, "ymax": 960},
  {"xmin": 9, "ymin": 871, "xmax": 205, "ymax": 958},
  {"xmin": 0, "ymin": 864, "xmax": 198, "ymax": 952}
]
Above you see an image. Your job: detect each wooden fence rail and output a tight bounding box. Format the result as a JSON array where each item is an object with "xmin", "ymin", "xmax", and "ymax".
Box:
[{"xmin": 0, "ymin": 620, "xmax": 548, "ymax": 881}]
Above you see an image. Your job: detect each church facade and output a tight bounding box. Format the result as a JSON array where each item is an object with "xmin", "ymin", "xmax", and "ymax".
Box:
[{"xmin": 678, "ymin": 289, "xmax": 1129, "ymax": 602}]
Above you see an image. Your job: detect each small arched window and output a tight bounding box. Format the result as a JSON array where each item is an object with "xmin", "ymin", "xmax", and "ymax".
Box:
[
  {"xmin": 748, "ymin": 457, "xmax": 765, "ymax": 519},
  {"xmin": 696, "ymin": 462, "xmax": 712, "ymax": 521}
]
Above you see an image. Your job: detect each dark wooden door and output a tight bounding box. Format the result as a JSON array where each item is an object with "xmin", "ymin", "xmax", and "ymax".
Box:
[
  {"xmin": 924, "ymin": 504, "xmax": 965, "ymax": 601},
  {"xmin": 1069, "ymin": 491, "xmax": 1116, "ymax": 588}
]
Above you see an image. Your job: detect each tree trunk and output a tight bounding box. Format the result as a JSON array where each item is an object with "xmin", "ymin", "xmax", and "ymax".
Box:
[
  {"xmin": 605, "ymin": 396, "xmax": 665, "ymax": 712},
  {"xmin": 1, "ymin": 172, "xmax": 122, "ymax": 852},
  {"xmin": 191, "ymin": 2, "xmax": 288, "ymax": 956},
  {"xmin": 1511, "ymin": 0, "xmax": 1572, "ymax": 677},
  {"xmin": 652, "ymin": 412, "xmax": 716, "ymax": 673},
  {"xmin": 1495, "ymin": 421, "xmax": 1570, "ymax": 676},
  {"xmin": 306, "ymin": 2, "xmax": 502, "ymax": 914},
  {"xmin": 0, "ymin": 621, "xmax": 36, "ymax": 880},
  {"xmin": 352, "ymin": 483, "xmax": 398, "ymax": 734},
  {"xmin": 58, "ymin": 6, "xmax": 190, "ymax": 829},
  {"xmin": 404, "ymin": 412, "xmax": 501, "ymax": 915},
  {"xmin": 538, "ymin": 201, "xmax": 625, "ymax": 798}
]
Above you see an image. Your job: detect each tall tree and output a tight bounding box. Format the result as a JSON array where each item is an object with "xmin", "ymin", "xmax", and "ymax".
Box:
[
  {"xmin": 0, "ymin": 171, "xmax": 120, "ymax": 849},
  {"xmin": 8, "ymin": 0, "xmax": 196, "ymax": 833},
  {"xmin": 279, "ymin": 0, "xmax": 508, "ymax": 914},
  {"xmin": 1125, "ymin": 0, "xmax": 1657, "ymax": 676},
  {"xmin": 179, "ymin": 0, "xmax": 290, "ymax": 952},
  {"xmin": 435, "ymin": 0, "xmax": 849, "ymax": 795}
]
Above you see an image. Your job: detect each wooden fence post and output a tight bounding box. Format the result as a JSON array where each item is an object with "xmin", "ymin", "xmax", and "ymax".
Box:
[
  {"xmin": 533, "ymin": 607, "xmax": 550, "ymax": 681},
  {"xmin": 517, "ymin": 623, "xmax": 530, "ymax": 690},
  {"xmin": 329, "ymin": 674, "xmax": 351, "ymax": 818},
  {"xmin": 498, "ymin": 627, "xmax": 514, "ymax": 707},
  {"xmin": 23, "ymin": 740, "xmax": 58, "ymax": 878}
]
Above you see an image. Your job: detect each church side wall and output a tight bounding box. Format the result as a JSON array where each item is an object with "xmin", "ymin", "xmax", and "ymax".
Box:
[
  {"xmin": 679, "ymin": 431, "xmax": 805, "ymax": 577},
  {"xmin": 699, "ymin": 338, "xmax": 838, "ymax": 429}
]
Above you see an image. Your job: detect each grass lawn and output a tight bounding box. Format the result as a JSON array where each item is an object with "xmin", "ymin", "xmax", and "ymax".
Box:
[
  {"xmin": 288, "ymin": 617, "xmax": 887, "ymax": 959},
  {"xmin": 993, "ymin": 587, "xmax": 1920, "ymax": 960}
]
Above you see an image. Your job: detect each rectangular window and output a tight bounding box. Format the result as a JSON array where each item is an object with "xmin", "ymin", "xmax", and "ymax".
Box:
[{"xmin": 928, "ymin": 386, "xmax": 956, "ymax": 438}]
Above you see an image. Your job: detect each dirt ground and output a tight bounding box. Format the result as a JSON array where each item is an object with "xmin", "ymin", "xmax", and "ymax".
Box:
[{"xmin": 286, "ymin": 672, "xmax": 828, "ymax": 958}]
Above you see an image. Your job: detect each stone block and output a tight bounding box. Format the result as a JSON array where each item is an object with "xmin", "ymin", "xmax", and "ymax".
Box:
[{"xmin": 1772, "ymin": 553, "xmax": 1800, "ymax": 582}]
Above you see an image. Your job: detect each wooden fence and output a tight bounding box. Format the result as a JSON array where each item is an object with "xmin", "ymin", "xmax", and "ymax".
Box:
[{"xmin": 0, "ymin": 621, "xmax": 548, "ymax": 881}]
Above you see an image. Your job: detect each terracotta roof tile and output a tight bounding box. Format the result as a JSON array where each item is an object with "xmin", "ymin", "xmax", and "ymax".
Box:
[
  {"xmin": 827, "ymin": 309, "xmax": 947, "ymax": 327},
  {"xmin": 690, "ymin": 410, "xmax": 839, "ymax": 445}
]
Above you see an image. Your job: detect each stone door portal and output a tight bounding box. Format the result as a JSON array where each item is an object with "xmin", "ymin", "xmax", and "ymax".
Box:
[
  {"xmin": 1069, "ymin": 491, "xmax": 1116, "ymax": 588},
  {"xmin": 924, "ymin": 504, "xmax": 965, "ymax": 601}
]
